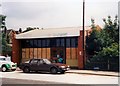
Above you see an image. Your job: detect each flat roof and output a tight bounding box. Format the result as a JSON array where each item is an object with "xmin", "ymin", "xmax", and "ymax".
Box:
[{"xmin": 16, "ymin": 26, "xmax": 90, "ymax": 39}]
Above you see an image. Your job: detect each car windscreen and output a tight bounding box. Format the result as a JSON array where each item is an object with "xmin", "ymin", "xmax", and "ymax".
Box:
[
  {"xmin": 25, "ymin": 60, "xmax": 30, "ymax": 63},
  {"xmin": 0, "ymin": 58, "xmax": 6, "ymax": 61},
  {"xmin": 43, "ymin": 59, "xmax": 51, "ymax": 64}
]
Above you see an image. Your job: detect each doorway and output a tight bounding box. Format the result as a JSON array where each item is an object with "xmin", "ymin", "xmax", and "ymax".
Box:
[{"xmin": 51, "ymin": 47, "xmax": 65, "ymax": 64}]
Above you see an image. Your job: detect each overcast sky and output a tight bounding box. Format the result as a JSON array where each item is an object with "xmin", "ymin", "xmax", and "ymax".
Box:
[{"xmin": 1, "ymin": 0, "xmax": 119, "ymax": 30}]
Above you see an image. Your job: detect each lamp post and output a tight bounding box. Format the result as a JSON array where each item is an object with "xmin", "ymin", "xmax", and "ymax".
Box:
[{"xmin": 83, "ymin": 0, "xmax": 85, "ymax": 69}]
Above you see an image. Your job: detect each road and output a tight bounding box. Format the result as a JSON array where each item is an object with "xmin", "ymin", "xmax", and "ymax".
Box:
[
  {"xmin": 0, "ymin": 71, "xmax": 119, "ymax": 84},
  {"xmin": 2, "ymin": 78, "xmax": 62, "ymax": 84}
]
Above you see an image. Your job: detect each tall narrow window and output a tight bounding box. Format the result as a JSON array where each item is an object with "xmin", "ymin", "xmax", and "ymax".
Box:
[
  {"xmin": 34, "ymin": 40, "xmax": 38, "ymax": 48},
  {"xmin": 42, "ymin": 39, "xmax": 46, "ymax": 48},
  {"xmin": 46, "ymin": 39, "xmax": 50, "ymax": 47},
  {"xmin": 61, "ymin": 38, "xmax": 65, "ymax": 47},
  {"xmin": 66, "ymin": 38, "xmax": 70, "ymax": 47},
  {"xmin": 71, "ymin": 38, "xmax": 75, "ymax": 47},
  {"xmin": 29, "ymin": 40, "xmax": 34, "ymax": 48},
  {"xmin": 56, "ymin": 38, "xmax": 60, "ymax": 47},
  {"xmin": 38, "ymin": 40, "xmax": 41, "ymax": 48}
]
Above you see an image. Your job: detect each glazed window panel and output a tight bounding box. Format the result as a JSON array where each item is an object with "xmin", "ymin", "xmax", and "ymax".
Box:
[
  {"xmin": 66, "ymin": 48, "xmax": 71, "ymax": 59},
  {"xmin": 31, "ymin": 40, "xmax": 34, "ymax": 48},
  {"xmin": 38, "ymin": 48, "xmax": 42, "ymax": 58},
  {"xmin": 22, "ymin": 48, "xmax": 26, "ymax": 58},
  {"xmin": 71, "ymin": 38, "xmax": 76, "ymax": 47},
  {"xmin": 42, "ymin": 39, "xmax": 46, "ymax": 47},
  {"xmin": 61, "ymin": 38, "xmax": 65, "ymax": 47},
  {"xmin": 50, "ymin": 39, "xmax": 56, "ymax": 47},
  {"xmin": 21, "ymin": 40, "xmax": 26, "ymax": 48},
  {"xmin": 46, "ymin": 39, "xmax": 50, "ymax": 47},
  {"xmin": 34, "ymin": 40, "xmax": 38, "ymax": 48},
  {"xmin": 26, "ymin": 40, "xmax": 30, "ymax": 48},
  {"xmin": 66, "ymin": 38, "xmax": 70, "ymax": 47},
  {"xmin": 56, "ymin": 39, "xmax": 60, "ymax": 47},
  {"xmin": 38, "ymin": 40, "xmax": 41, "ymax": 47}
]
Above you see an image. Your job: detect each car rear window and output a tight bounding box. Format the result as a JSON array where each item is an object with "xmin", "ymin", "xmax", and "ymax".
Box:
[{"xmin": 30, "ymin": 59, "xmax": 38, "ymax": 64}]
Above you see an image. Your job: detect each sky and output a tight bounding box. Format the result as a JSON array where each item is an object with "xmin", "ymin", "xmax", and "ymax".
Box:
[{"xmin": 0, "ymin": 0, "xmax": 119, "ymax": 30}]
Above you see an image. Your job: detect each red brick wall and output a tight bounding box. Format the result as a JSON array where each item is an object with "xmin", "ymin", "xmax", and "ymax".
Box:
[
  {"xmin": 78, "ymin": 31, "xmax": 84, "ymax": 69},
  {"xmin": 12, "ymin": 33, "xmax": 20, "ymax": 64}
]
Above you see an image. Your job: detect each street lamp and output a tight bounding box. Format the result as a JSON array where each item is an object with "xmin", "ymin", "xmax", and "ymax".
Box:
[{"xmin": 83, "ymin": 0, "xmax": 85, "ymax": 69}]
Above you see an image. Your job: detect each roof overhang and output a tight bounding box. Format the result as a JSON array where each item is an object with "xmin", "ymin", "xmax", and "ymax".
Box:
[{"xmin": 16, "ymin": 27, "xmax": 90, "ymax": 39}]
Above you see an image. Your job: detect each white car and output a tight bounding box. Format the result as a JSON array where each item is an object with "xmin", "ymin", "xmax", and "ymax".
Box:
[{"xmin": 0, "ymin": 56, "xmax": 17, "ymax": 72}]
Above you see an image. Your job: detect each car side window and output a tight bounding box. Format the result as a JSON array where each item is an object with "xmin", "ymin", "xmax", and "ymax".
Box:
[
  {"xmin": 39, "ymin": 60, "xmax": 44, "ymax": 64},
  {"xmin": 30, "ymin": 59, "xmax": 38, "ymax": 64}
]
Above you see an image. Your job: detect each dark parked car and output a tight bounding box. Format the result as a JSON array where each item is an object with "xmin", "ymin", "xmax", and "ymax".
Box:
[{"xmin": 19, "ymin": 59, "xmax": 70, "ymax": 74}]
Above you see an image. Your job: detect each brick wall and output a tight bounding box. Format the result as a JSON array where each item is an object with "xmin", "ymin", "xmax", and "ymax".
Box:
[{"xmin": 12, "ymin": 33, "xmax": 20, "ymax": 64}]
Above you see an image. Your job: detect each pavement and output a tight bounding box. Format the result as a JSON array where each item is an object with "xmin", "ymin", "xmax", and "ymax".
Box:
[
  {"xmin": 66, "ymin": 69, "xmax": 119, "ymax": 77},
  {"xmin": 16, "ymin": 67, "xmax": 119, "ymax": 77}
]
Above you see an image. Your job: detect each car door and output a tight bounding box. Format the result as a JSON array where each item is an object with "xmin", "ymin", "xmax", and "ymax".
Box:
[
  {"xmin": 38, "ymin": 59, "xmax": 50, "ymax": 71},
  {"xmin": 30, "ymin": 59, "xmax": 39, "ymax": 71}
]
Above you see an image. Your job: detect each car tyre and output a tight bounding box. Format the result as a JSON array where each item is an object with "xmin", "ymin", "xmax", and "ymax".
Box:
[
  {"xmin": 50, "ymin": 67, "xmax": 57, "ymax": 74},
  {"xmin": 23, "ymin": 67, "xmax": 30, "ymax": 73},
  {"xmin": 2, "ymin": 66, "xmax": 7, "ymax": 72},
  {"xmin": 12, "ymin": 69, "xmax": 16, "ymax": 71}
]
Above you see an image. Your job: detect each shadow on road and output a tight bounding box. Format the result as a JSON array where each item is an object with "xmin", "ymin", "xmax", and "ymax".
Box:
[{"xmin": 17, "ymin": 71, "xmax": 65, "ymax": 75}]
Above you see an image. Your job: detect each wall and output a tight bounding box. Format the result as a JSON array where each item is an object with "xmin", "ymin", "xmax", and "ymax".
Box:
[
  {"xmin": 12, "ymin": 33, "xmax": 20, "ymax": 64},
  {"xmin": 78, "ymin": 31, "xmax": 84, "ymax": 69}
]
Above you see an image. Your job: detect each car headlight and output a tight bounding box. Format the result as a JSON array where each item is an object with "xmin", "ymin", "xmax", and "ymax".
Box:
[
  {"xmin": 60, "ymin": 66, "xmax": 65, "ymax": 68},
  {"xmin": 67, "ymin": 65, "xmax": 70, "ymax": 68}
]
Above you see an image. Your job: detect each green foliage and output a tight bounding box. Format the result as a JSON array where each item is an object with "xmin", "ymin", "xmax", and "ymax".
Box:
[
  {"xmin": 103, "ymin": 15, "xmax": 119, "ymax": 43},
  {"xmin": 85, "ymin": 16, "xmax": 119, "ymax": 71},
  {"xmin": 23, "ymin": 27, "xmax": 39, "ymax": 33},
  {"xmin": 0, "ymin": 15, "xmax": 12, "ymax": 56},
  {"xmin": 0, "ymin": 15, "xmax": 6, "ymax": 29},
  {"xmin": 91, "ymin": 43, "xmax": 119, "ymax": 62},
  {"xmin": 2, "ymin": 33, "xmax": 12, "ymax": 56},
  {"xmin": 86, "ymin": 29, "xmax": 102, "ymax": 55}
]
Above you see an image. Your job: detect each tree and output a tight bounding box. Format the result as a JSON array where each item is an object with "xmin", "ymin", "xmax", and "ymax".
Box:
[
  {"xmin": 86, "ymin": 29, "xmax": 101, "ymax": 55},
  {"xmin": 2, "ymin": 33, "xmax": 12, "ymax": 56},
  {"xmin": 85, "ymin": 16, "xmax": 119, "ymax": 71},
  {"xmin": 0, "ymin": 15, "xmax": 12, "ymax": 56},
  {"xmin": 103, "ymin": 15, "xmax": 119, "ymax": 43},
  {"xmin": 19, "ymin": 28, "xmax": 22, "ymax": 33},
  {"xmin": 86, "ymin": 19, "xmax": 102, "ymax": 55},
  {"xmin": 0, "ymin": 15, "xmax": 6, "ymax": 30}
]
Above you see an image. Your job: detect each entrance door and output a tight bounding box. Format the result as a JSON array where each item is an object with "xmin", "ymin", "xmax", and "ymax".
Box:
[{"xmin": 51, "ymin": 47, "xmax": 65, "ymax": 64}]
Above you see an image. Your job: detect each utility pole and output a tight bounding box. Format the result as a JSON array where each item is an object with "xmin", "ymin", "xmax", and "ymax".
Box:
[{"xmin": 83, "ymin": 0, "xmax": 85, "ymax": 69}]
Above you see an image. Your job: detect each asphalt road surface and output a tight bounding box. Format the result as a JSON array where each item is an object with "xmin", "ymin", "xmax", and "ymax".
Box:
[
  {"xmin": 2, "ymin": 78, "xmax": 63, "ymax": 84},
  {"xmin": 2, "ymin": 78, "xmax": 118, "ymax": 86}
]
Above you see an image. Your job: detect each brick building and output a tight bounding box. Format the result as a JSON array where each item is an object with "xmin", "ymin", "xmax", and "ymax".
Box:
[{"xmin": 12, "ymin": 27, "xmax": 90, "ymax": 69}]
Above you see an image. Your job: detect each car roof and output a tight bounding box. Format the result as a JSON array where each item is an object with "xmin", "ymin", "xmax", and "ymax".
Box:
[{"xmin": 30, "ymin": 58, "xmax": 48, "ymax": 61}]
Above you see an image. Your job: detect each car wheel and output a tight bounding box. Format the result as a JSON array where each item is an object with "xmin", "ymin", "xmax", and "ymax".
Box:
[
  {"xmin": 2, "ymin": 66, "xmax": 7, "ymax": 72},
  {"xmin": 23, "ymin": 67, "xmax": 30, "ymax": 73},
  {"xmin": 12, "ymin": 69, "xmax": 16, "ymax": 71},
  {"xmin": 50, "ymin": 67, "xmax": 57, "ymax": 74}
]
